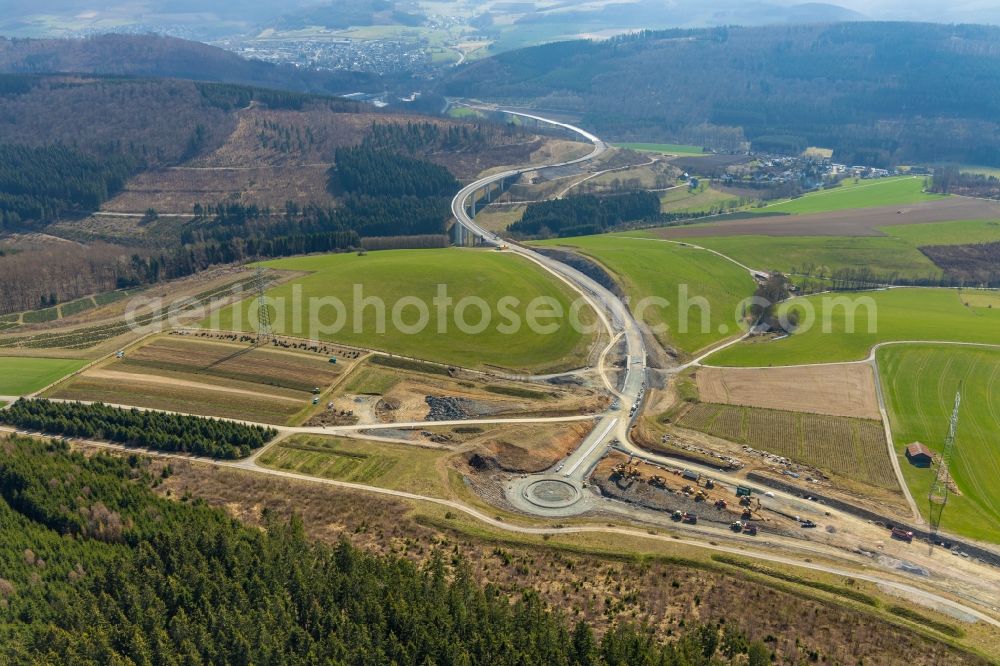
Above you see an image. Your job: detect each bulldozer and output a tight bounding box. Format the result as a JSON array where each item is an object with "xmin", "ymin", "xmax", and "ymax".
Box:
[{"xmin": 648, "ymin": 475, "xmax": 668, "ymax": 489}]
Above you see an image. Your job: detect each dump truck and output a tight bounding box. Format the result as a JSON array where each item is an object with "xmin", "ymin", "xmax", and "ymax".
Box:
[{"xmin": 891, "ymin": 526, "xmax": 914, "ymax": 543}]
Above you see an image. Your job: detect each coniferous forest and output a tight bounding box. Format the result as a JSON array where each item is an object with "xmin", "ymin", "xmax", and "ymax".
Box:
[
  {"xmin": 509, "ymin": 192, "xmax": 662, "ymax": 237},
  {"xmin": 0, "ymin": 436, "xmax": 775, "ymax": 665},
  {"xmin": 0, "ymin": 399, "xmax": 275, "ymax": 459}
]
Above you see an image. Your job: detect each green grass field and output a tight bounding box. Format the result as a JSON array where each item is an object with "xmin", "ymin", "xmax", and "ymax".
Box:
[
  {"xmin": 613, "ymin": 142, "xmax": 706, "ymax": 155},
  {"xmin": 687, "ymin": 235, "xmax": 942, "ymax": 280},
  {"xmin": 707, "ymin": 289, "xmax": 1000, "ymax": 367},
  {"xmin": 753, "ymin": 177, "xmax": 943, "ymax": 215},
  {"xmin": 448, "ymin": 107, "xmax": 485, "ymax": 119},
  {"xmin": 879, "ymin": 219, "xmax": 1000, "ymax": 246},
  {"xmin": 257, "ymin": 435, "xmax": 449, "ymax": 497},
  {"xmin": 878, "ymin": 344, "xmax": 1000, "ymax": 543},
  {"xmin": 660, "ymin": 186, "xmax": 739, "ymax": 214},
  {"xmin": 536, "ymin": 235, "xmax": 755, "ymax": 355},
  {"xmin": 0, "ymin": 357, "xmax": 88, "ymax": 395},
  {"xmin": 208, "ymin": 249, "xmax": 595, "ymax": 373}
]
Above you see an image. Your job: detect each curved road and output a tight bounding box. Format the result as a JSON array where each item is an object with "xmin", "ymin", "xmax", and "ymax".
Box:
[{"xmin": 451, "ymin": 107, "xmax": 648, "ymax": 481}]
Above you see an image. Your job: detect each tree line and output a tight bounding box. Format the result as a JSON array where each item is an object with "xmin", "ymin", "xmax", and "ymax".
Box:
[
  {"xmin": 0, "ymin": 436, "xmax": 776, "ymax": 664},
  {"xmin": 509, "ymin": 191, "xmax": 661, "ymax": 237},
  {"xmin": 0, "ymin": 399, "xmax": 275, "ymax": 459},
  {"xmin": 930, "ymin": 168, "xmax": 1000, "ymax": 199}
]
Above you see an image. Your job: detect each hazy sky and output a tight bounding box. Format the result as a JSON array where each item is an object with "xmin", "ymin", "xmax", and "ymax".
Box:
[{"xmin": 776, "ymin": 0, "xmax": 1000, "ymax": 21}]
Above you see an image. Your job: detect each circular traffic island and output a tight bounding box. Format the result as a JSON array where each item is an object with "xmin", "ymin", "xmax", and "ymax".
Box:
[{"xmin": 522, "ymin": 478, "xmax": 582, "ymax": 509}]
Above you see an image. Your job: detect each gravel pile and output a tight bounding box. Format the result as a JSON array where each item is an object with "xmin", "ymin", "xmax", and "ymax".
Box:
[{"xmin": 425, "ymin": 395, "xmax": 477, "ymax": 421}]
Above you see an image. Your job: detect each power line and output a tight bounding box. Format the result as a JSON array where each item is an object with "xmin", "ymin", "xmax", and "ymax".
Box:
[
  {"xmin": 928, "ymin": 387, "xmax": 961, "ymax": 538},
  {"xmin": 253, "ymin": 266, "xmax": 275, "ymax": 346}
]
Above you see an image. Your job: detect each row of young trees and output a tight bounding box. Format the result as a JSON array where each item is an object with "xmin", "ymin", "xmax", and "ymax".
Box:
[
  {"xmin": 0, "ymin": 436, "xmax": 776, "ymax": 664},
  {"xmin": 0, "ymin": 399, "xmax": 275, "ymax": 459},
  {"xmin": 509, "ymin": 191, "xmax": 662, "ymax": 237}
]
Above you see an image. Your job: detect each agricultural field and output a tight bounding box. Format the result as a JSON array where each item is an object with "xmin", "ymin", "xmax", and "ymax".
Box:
[
  {"xmin": 877, "ymin": 344, "xmax": 1000, "ymax": 543},
  {"xmin": 0, "ymin": 357, "xmax": 88, "ymax": 395},
  {"xmin": 687, "ymin": 235, "xmax": 941, "ymax": 279},
  {"xmin": 46, "ymin": 335, "xmax": 350, "ymax": 425},
  {"xmin": 676, "ymin": 403, "xmax": 898, "ymax": 490},
  {"xmin": 650, "ymin": 197, "xmax": 1000, "ymax": 239},
  {"xmin": 707, "ymin": 288, "xmax": 1000, "ymax": 367},
  {"xmin": 535, "ymin": 235, "xmax": 754, "ymax": 355},
  {"xmin": 752, "ymin": 177, "xmax": 942, "ymax": 215},
  {"xmin": 257, "ymin": 434, "xmax": 451, "ymax": 498},
  {"xmin": 696, "ymin": 364, "xmax": 880, "ymax": 419},
  {"xmin": 883, "ymin": 219, "xmax": 1000, "ymax": 246},
  {"xmin": 612, "ymin": 142, "xmax": 705, "ymax": 155},
  {"xmin": 209, "ymin": 249, "xmax": 597, "ymax": 373},
  {"xmin": 959, "ymin": 290, "xmax": 1000, "ymax": 309}
]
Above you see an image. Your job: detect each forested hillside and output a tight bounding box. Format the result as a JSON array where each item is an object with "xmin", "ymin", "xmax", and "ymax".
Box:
[
  {"xmin": 0, "ymin": 436, "xmax": 775, "ymax": 664},
  {"xmin": 0, "ymin": 34, "xmax": 374, "ymax": 94},
  {"xmin": 444, "ymin": 22, "xmax": 1000, "ymax": 166}
]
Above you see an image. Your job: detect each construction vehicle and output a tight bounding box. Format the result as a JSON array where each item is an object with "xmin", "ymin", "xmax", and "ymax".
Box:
[
  {"xmin": 682, "ymin": 469, "xmax": 701, "ymax": 482},
  {"xmin": 743, "ymin": 523, "xmax": 758, "ymax": 536},
  {"xmin": 671, "ymin": 510, "xmax": 683, "ymax": 522},
  {"xmin": 695, "ymin": 490, "xmax": 708, "ymax": 502},
  {"xmin": 612, "ymin": 461, "xmax": 642, "ymax": 482},
  {"xmin": 714, "ymin": 499, "xmax": 728, "ymax": 510},
  {"xmin": 730, "ymin": 521, "xmax": 744, "ymax": 532},
  {"xmin": 704, "ymin": 478, "xmax": 715, "ymax": 490},
  {"xmin": 682, "ymin": 512, "xmax": 698, "ymax": 525},
  {"xmin": 741, "ymin": 508, "xmax": 753, "ymax": 520},
  {"xmin": 682, "ymin": 485, "xmax": 695, "ymax": 495},
  {"xmin": 648, "ymin": 475, "xmax": 668, "ymax": 489},
  {"xmin": 891, "ymin": 526, "xmax": 914, "ymax": 543}
]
